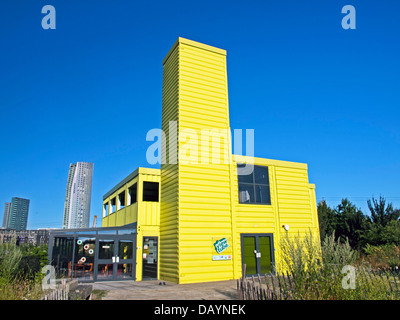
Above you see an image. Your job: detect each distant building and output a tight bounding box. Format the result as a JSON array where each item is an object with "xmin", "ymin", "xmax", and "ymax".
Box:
[
  {"xmin": 2, "ymin": 202, "xmax": 11, "ymax": 228},
  {"xmin": 62, "ymin": 162, "xmax": 94, "ymax": 229},
  {"xmin": 0, "ymin": 228, "xmax": 50, "ymax": 245},
  {"xmin": 7, "ymin": 197, "xmax": 30, "ymax": 231}
]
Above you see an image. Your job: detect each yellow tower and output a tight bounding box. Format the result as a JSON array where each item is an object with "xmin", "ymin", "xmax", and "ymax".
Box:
[{"xmin": 160, "ymin": 38, "xmax": 235, "ymax": 284}]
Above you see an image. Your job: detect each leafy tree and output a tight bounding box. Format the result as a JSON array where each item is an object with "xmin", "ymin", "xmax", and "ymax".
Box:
[
  {"xmin": 334, "ymin": 198, "xmax": 368, "ymax": 249},
  {"xmin": 317, "ymin": 200, "xmax": 336, "ymax": 242},
  {"xmin": 367, "ymin": 196, "xmax": 400, "ymax": 228},
  {"xmin": 318, "ymin": 196, "xmax": 399, "ymax": 249}
]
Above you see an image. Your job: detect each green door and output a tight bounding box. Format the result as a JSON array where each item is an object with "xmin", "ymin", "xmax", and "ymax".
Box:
[{"xmin": 241, "ymin": 234, "xmax": 274, "ymax": 276}]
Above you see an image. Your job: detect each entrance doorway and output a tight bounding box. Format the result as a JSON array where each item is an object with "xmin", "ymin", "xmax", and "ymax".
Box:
[
  {"xmin": 142, "ymin": 237, "xmax": 158, "ymax": 279},
  {"xmin": 96, "ymin": 236, "xmax": 136, "ymax": 281},
  {"xmin": 241, "ymin": 233, "xmax": 274, "ymax": 276}
]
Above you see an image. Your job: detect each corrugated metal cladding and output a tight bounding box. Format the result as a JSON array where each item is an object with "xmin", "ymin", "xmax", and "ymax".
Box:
[
  {"xmin": 102, "ymin": 169, "xmax": 160, "ymax": 229},
  {"xmin": 232, "ymin": 156, "xmax": 320, "ymax": 278},
  {"xmin": 160, "ymin": 39, "xmax": 180, "ymax": 283},
  {"xmin": 160, "ymin": 38, "xmax": 235, "ymax": 284},
  {"xmin": 159, "ymin": 38, "xmax": 320, "ymax": 284},
  {"xmin": 179, "ymin": 39, "xmax": 233, "ymax": 284}
]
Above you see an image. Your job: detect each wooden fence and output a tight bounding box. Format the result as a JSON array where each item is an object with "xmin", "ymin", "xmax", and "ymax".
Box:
[
  {"xmin": 42, "ymin": 279, "xmax": 78, "ymax": 300},
  {"xmin": 237, "ymin": 266, "xmax": 400, "ymax": 300},
  {"xmin": 237, "ymin": 274, "xmax": 285, "ymax": 300}
]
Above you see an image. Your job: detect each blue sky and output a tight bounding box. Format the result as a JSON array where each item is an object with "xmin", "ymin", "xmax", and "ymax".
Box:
[{"xmin": 1, "ymin": 0, "xmax": 399, "ymax": 229}]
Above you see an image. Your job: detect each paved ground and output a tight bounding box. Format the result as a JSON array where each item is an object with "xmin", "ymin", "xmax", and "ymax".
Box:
[{"xmin": 92, "ymin": 279, "xmax": 239, "ymax": 300}]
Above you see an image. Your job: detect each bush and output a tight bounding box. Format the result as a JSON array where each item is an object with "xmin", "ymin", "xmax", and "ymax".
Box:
[
  {"xmin": 362, "ymin": 243, "xmax": 400, "ymax": 269},
  {"xmin": 277, "ymin": 231, "xmax": 399, "ymax": 299},
  {"xmin": 0, "ymin": 240, "xmax": 46, "ymax": 300},
  {"xmin": 0, "ymin": 241, "xmax": 23, "ymax": 284},
  {"xmin": 322, "ymin": 231, "xmax": 358, "ymax": 268}
]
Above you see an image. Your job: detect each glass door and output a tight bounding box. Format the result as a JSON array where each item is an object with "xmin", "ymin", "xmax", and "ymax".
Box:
[
  {"xmin": 97, "ymin": 238, "xmax": 115, "ymax": 281},
  {"xmin": 241, "ymin": 234, "xmax": 274, "ymax": 276},
  {"xmin": 74, "ymin": 237, "xmax": 96, "ymax": 281},
  {"xmin": 142, "ymin": 237, "xmax": 158, "ymax": 279},
  {"xmin": 117, "ymin": 239, "xmax": 135, "ymax": 280},
  {"xmin": 96, "ymin": 237, "xmax": 136, "ymax": 281}
]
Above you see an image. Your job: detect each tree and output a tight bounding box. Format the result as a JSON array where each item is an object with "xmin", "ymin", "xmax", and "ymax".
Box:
[
  {"xmin": 367, "ymin": 196, "xmax": 400, "ymax": 228},
  {"xmin": 317, "ymin": 200, "xmax": 336, "ymax": 242},
  {"xmin": 334, "ymin": 198, "xmax": 368, "ymax": 250}
]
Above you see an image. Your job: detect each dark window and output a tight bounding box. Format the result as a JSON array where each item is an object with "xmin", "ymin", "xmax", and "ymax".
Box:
[
  {"xmin": 110, "ymin": 197, "xmax": 116, "ymax": 213},
  {"xmin": 128, "ymin": 184, "xmax": 137, "ymax": 205},
  {"xmin": 143, "ymin": 182, "xmax": 159, "ymax": 202},
  {"xmin": 103, "ymin": 203, "xmax": 109, "ymax": 217},
  {"xmin": 118, "ymin": 192, "xmax": 125, "ymax": 209},
  {"xmin": 237, "ymin": 164, "xmax": 271, "ymax": 205}
]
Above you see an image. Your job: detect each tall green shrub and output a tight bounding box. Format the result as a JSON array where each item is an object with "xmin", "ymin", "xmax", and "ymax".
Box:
[{"xmin": 0, "ymin": 240, "xmax": 22, "ymax": 284}]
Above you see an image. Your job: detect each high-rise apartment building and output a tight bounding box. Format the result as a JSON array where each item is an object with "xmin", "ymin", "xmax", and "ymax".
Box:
[
  {"xmin": 2, "ymin": 202, "xmax": 11, "ymax": 228},
  {"xmin": 62, "ymin": 162, "xmax": 94, "ymax": 229},
  {"xmin": 8, "ymin": 197, "xmax": 30, "ymax": 231}
]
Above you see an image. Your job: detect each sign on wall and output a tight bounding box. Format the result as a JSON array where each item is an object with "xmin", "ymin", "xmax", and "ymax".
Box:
[{"xmin": 212, "ymin": 237, "xmax": 232, "ymax": 261}]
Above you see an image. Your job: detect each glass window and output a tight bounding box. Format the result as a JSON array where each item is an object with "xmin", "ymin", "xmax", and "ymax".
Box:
[
  {"xmin": 119, "ymin": 240, "xmax": 133, "ymax": 260},
  {"xmin": 117, "ymin": 263, "xmax": 133, "ymax": 280},
  {"xmin": 98, "ymin": 240, "xmax": 114, "ymax": 259},
  {"xmin": 143, "ymin": 182, "xmax": 159, "ymax": 202},
  {"xmin": 237, "ymin": 163, "xmax": 254, "ymax": 184},
  {"xmin": 237, "ymin": 164, "xmax": 271, "ymax": 205},
  {"xmin": 110, "ymin": 198, "xmax": 116, "ymax": 213},
  {"xmin": 97, "ymin": 229, "xmax": 116, "ymax": 235},
  {"xmin": 254, "ymin": 166, "xmax": 269, "ymax": 184},
  {"xmin": 118, "ymin": 192, "xmax": 125, "ymax": 210},
  {"xmin": 103, "ymin": 203, "xmax": 108, "ymax": 217},
  {"xmin": 118, "ymin": 229, "xmax": 136, "ymax": 235},
  {"xmin": 97, "ymin": 264, "xmax": 113, "ymax": 280},
  {"xmin": 51, "ymin": 237, "xmax": 74, "ymax": 278},
  {"xmin": 128, "ymin": 184, "xmax": 137, "ymax": 205},
  {"xmin": 238, "ymin": 184, "xmax": 254, "ymax": 203},
  {"xmin": 255, "ymin": 185, "xmax": 271, "ymax": 204},
  {"xmin": 74, "ymin": 237, "xmax": 95, "ymax": 280}
]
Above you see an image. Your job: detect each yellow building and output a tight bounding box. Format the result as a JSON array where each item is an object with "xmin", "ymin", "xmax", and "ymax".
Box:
[
  {"xmin": 101, "ymin": 38, "xmax": 319, "ymax": 284},
  {"xmin": 102, "ymin": 167, "xmax": 161, "ymax": 281},
  {"xmin": 49, "ymin": 37, "xmax": 319, "ymax": 284}
]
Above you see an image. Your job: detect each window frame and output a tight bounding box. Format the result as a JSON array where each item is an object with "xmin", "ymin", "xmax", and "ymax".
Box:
[
  {"xmin": 103, "ymin": 203, "xmax": 109, "ymax": 217},
  {"xmin": 118, "ymin": 191, "xmax": 126, "ymax": 210},
  {"xmin": 237, "ymin": 164, "xmax": 271, "ymax": 205},
  {"xmin": 128, "ymin": 183, "xmax": 137, "ymax": 205},
  {"xmin": 110, "ymin": 197, "xmax": 116, "ymax": 214},
  {"xmin": 142, "ymin": 181, "xmax": 159, "ymax": 202}
]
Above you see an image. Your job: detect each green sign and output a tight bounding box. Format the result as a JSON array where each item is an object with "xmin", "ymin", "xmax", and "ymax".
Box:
[{"xmin": 214, "ymin": 238, "xmax": 229, "ymax": 254}]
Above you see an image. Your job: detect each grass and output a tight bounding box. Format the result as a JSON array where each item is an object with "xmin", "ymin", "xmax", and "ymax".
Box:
[
  {"xmin": 91, "ymin": 289, "xmax": 109, "ymax": 300},
  {"xmin": 0, "ymin": 240, "xmax": 45, "ymax": 300},
  {"xmin": 267, "ymin": 230, "xmax": 400, "ymax": 300}
]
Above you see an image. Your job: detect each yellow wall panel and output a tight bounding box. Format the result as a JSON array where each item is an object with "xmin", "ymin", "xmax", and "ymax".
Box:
[{"xmin": 160, "ymin": 39, "xmax": 180, "ymax": 283}]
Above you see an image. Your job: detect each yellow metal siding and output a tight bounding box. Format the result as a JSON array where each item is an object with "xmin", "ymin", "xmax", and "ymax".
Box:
[
  {"xmin": 101, "ymin": 170, "xmax": 160, "ymax": 229},
  {"xmin": 231, "ymin": 155, "xmax": 320, "ymax": 275},
  {"xmin": 160, "ymin": 38, "xmax": 235, "ymax": 284},
  {"xmin": 177, "ymin": 40, "xmax": 233, "ymax": 284},
  {"xmin": 160, "ymin": 40, "xmax": 180, "ymax": 283}
]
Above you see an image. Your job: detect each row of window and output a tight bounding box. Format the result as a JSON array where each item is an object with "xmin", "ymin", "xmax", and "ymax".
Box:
[
  {"xmin": 103, "ymin": 164, "xmax": 271, "ymax": 217},
  {"xmin": 103, "ymin": 182, "xmax": 159, "ymax": 217}
]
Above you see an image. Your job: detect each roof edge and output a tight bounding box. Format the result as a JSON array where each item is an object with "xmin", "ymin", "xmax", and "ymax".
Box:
[{"xmin": 163, "ymin": 37, "xmax": 226, "ymax": 65}]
